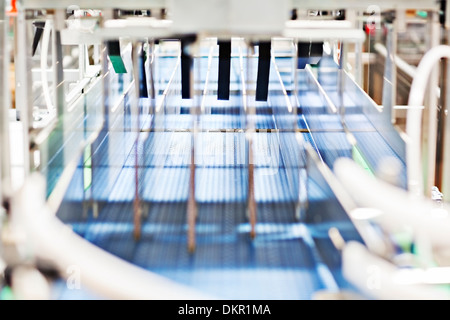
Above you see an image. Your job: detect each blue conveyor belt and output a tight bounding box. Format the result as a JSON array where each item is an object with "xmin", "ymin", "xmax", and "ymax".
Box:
[{"xmin": 52, "ymin": 50, "xmax": 388, "ymax": 300}]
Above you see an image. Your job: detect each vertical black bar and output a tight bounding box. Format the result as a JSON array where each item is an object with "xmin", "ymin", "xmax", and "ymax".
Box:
[
  {"xmin": 256, "ymin": 41, "xmax": 271, "ymax": 102},
  {"xmin": 297, "ymin": 42, "xmax": 311, "ymax": 58},
  {"xmin": 181, "ymin": 41, "xmax": 193, "ymax": 99},
  {"xmin": 107, "ymin": 40, "xmax": 121, "ymax": 56},
  {"xmin": 297, "ymin": 41, "xmax": 311, "ymax": 69},
  {"xmin": 310, "ymin": 42, "xmax": 323, "ymax": 57},
  {"xmin": 218, "ymin": 40, "xmax": 231, "ymax": 100},
  {"xmin": 139, "ymin": 43, "xmax": 148, "ymax": 98},
  {"xmin": 309, "ymin": 42, "xmax": 324, "ymax": 65},
  {"xmin": 32, "ymin": 21, "xmax": 45, "ymax": 56}
]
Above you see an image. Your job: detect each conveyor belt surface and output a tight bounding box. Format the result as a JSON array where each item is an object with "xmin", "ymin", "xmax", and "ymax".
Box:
[{"xmin": 54, "ymin": 47, "xmax": 379, "ymax": 299}]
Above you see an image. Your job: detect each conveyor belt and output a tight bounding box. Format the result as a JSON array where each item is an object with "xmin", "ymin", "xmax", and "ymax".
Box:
[{"xmin": 53, "ymin": 44, "xmax": 380, "ymax": 299}]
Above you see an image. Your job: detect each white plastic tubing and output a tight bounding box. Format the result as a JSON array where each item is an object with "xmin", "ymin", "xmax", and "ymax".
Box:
[
  {"xmin": 342, "ymin": 241, "xmax": 450, "ymax": 300},
  {"xmin": 11, "ymin": 174, "xmax": 213, "ymax": 300},
  {"xmin": 334, "ymin": 158, "xmax": 450, "ymax": 249},
  {"xmin": 334, "ymin": 158, "xmax": 450, "ymax": 299},
  {"xmin": 406, "ymin": 45, "xmax": 450, "ymax": 198}
]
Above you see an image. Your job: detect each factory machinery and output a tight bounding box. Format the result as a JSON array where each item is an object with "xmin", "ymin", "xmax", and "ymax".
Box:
[{"xmin": 2, "ymin": 0, "xmax": 450, "ymax": 300}]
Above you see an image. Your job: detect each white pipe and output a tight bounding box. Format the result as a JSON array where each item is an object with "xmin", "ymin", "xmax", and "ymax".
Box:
[
  {"xmin": 425, "ymin": 18, "xmax": 440, "ymax": 199},
  {"xmin": 406, "ymin": 45, "xmax": 450, "ymax": 198},
  {"xmin": 373, "ymin": 43, "xmax": 417, "ymax": 79},
  {"xmin": 11, "ymin": 174, "xmax": 213, "ymax": 300},
  {"xmin": 333, "ymin": 158, "xmax": 450, "ymax": 249},
  {"xmin": 40, "ymin": 19, "xmax": 54, "ymax": 112},
  {"xmin": 342, "ymin": 241, "xmax": 450, "ymax": 300}
]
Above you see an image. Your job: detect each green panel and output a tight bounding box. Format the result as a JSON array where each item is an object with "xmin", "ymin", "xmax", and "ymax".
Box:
[
  {"xmin": 0, "ymin": 286, "xmax": 14, "ymax": 300},
  {"xmin": 109, "ymin": 55, "xmax": 127, "ymax": 74},
  {"xmin": 352, "ymin": 145, "xmax": 374, "ymax": 176}
]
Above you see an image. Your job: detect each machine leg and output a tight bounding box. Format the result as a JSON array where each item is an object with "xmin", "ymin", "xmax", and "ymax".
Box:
[
  {"xmin": 187, "ymin": 146, "xmax": 197, "ymax": 253},
  {"xmin": 247, "ymin": 138, "xmax": 256, "ymax": 239}
]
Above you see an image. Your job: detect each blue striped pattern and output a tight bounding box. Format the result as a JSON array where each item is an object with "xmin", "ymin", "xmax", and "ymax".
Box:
[{"xmin": 54, "ymin": 48, "xmax": 376, "ymax": 300}]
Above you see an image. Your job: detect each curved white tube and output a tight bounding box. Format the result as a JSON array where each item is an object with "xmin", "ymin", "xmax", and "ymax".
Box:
[
  {"xmin": 11, "ymin": 174, "xmax": 214, "ymax": 300},
  {"xmin": 342, "ymin": 241, "xmax": 450, "ymax": 300},
  {"xmin": 406, "ymin": 45, "xmax": 450, "ymax": 198},
  {"xmin": 41, "ymin": 20, "xmax": 54, "ymax": 112},
  {"xmin": 334, "ymin": 158, "xmax": 450, "ymax": 249}
]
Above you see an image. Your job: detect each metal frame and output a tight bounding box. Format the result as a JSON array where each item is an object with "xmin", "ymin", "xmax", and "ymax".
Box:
[
  {"xmin": 19, "ymin": 0, "xmax": 440, "ymax": 10},
  {"xmin": 20, "ymin": 0, "xmax": 167, "ymax": 9},
  {"xmin": 0, "ymin": 0, "xmax": 8, "ymax": 201},
  {"xmin": 291, "ymin": 0, "xmax": 440, "ymax": 10}
]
